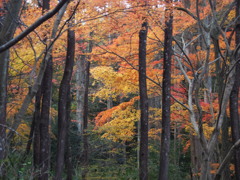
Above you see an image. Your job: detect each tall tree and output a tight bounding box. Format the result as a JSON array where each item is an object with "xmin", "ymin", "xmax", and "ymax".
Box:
[
  {"xmin": 55, "ymin": 27, "xmax": 75, "ymax": 179},
  {"xmin": 229, "ymin": 0, "xmax": 240, "ymax": 179},
  {"xmin": 33, "ymin": 89, "xmax": 42, "ymax": 170},
  {"xmin": 39, "ymin": 1, "xmax": 52, "ymax": 179},
  {"xmin": 0, "ymin": 0, "xmax": 22, "ymax": 176},
  {"xmin": 158, "ymin": 0, "xmax": 173, "ymax": 179},
  {"xmin": 39, "ymin": 56, "xmax": 52, "ymax": 179},
  {"xmin": 31, "ymin": 0, "xmax": 53, "ymax": 178},
  {"xmin": 30, "ymin": 2, "xmax": 68, "ymax": 176},
  {"xmin": 76, "ymin": 35, "xmax": 93, "ymax": 133},
  {"xmin": 139, "ymin": 20, "xmax": 149, "ymax": 180},
  {"xmin": 82, "ymin": 61, "xmax": 90, "ymax": 180}
]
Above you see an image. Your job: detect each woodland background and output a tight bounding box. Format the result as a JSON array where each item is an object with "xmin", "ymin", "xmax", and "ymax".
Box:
[{"xmin": 0, "ymin": 0, "xmax": 240, "ymax": 179}]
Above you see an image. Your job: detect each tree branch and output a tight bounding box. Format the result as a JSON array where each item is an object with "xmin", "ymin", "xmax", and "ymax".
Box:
[
  {"xmin": 0, "ymin": 0, "xmax": 69, "ymax": 53},
  {"xmin": 214, "ymin": 139, "xmax": 240, "ymax": 180}
]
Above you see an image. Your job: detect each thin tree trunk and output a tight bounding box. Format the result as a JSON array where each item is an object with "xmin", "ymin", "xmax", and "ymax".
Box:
[
  {"xmin": 76, "ymin": 32, "xmax": 93, "ymax": 133},
  {"xmin": 55, "ymin": 28, "xmax": 75, "ymax": 180},
  {"xmin": 229, "ymin": 0, "xmax": 240, "ymax": 179},
  {"xmin": 76, "ymin": 54, "xmax": 86, "ymax": 133},
  {"xmin": 33, "ymin": 89, "xmax": 42, "ymax": 170},
  {"xmin": 82, "ymin": 61, "xmax": 90, "ymax": 180},
  {"xmin": 39, "ymin": 1, "xmax": 51, "ymax": 178},
  {"xmin": 0, "ymin": 0, "xmax": 22, "ymax": 176},
  {"xmin": 66, "ymin": 90, "xmax": 73, "ymax": 180},
  {"xmin": 0, "ymin": 50, "xmax": 9, "ymax": 177},
  {"xmin": 139, "ymin": 20, "xmax": 149, "ymax": 180},
  {"xmin": 25, "ymin": 116, "xmax": 35, "ymax": 155},
  {"xmin": 39, "ymin": 56, "xmax": 52, "ymax": 179},
  {"xmin": 158, "ymin": 1, "xmax": 173, "ymax": 179}
]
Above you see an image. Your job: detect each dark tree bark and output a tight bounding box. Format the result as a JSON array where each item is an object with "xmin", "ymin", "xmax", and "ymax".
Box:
[
  {"xmin": 139, "ymin": 21, "xmax": 149, "ymax": 180},
  {"xmin": 32, "ymin": 1, "xmax": 53, "ymax": 178},
  {"xmin": 55, "ymin": 28, "xmax": 75, "ymax": 180},
  {"xmin": 33, "ymin": 57, "xmax": 52, "ymax": 179},
  {"xmin": 33, "ymin": 89, "xmax": 42, "ymax": 169},
  {"xmin": 65, "ymin": 90, "xmax": 73, "ymax": 180},
  {"xmin": 229, "ymin": 0, "xmax": 240, "ymax": 179},
  {"xmin": 39, "ymin": 1, "xmax": 52, "ymax": 179},
  {"xmin": 82, "ymin": 61, "xmax": 90, "ymax": 180},
  {"xmin": 158, "ymin": 1, "xmax": 173, "ymax": 180},
  {"xmin": 0, "ymin": 1, "xmax": 22, "ymax": 176},
  {"xmin": 39, "ymin": 57, "xmax": 52, "ymax": 179},
  {"xmin": 25, "ymin": 116, "xmax": 35, "ymax": 155}
]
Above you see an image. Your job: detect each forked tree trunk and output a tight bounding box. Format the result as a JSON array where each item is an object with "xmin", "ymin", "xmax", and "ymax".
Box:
[
  {"xmin": 139, "ymin": 21, "xmax": 149, "ymax": 180},
  {"xmin": 33, "ymin": 1, "xmax": 52, "ymax": 178},
  {"xmin": 55, "ymin": 28, "xmax": 75, "ymax": 180},
  {"xmin": 158, "ymin": 1, "xmax": 173, "ymax": 179}
]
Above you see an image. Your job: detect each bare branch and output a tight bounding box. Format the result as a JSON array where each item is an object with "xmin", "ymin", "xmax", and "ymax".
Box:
[
  {"xmin": 0, "ymin": 0, "xmax": 69, "ymax": 53},
  {"xmin": 174, "ymin": 7, "xmax": 198, "ymax": 20},
  {"xmin": 215, "ymin": 139, "xmax": 240, "ymax": 180}
]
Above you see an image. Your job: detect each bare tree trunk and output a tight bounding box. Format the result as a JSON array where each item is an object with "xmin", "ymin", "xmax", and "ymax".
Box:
[
  {"xmin": 139, "ymin": 20, "xmax": 149, "ymax": 180},
  {"xmin": 33, "ymin": 89, "xmax": 42, "ymax": 170},
  {"xmin": 76, "ymin": 54, "xmax": 86, "ymax": 133},
  {"xmin": 229, "ymin": 0, "xmax": 240, "ymax": 179},
  {"xmin": 39, "ymin": 56, "xmax": 52, "ymax": 179},
  {"xmin": 82, "ymin": 61, "xmax": 90, "ymax": 180},
  {"xmin": 39, "ymin": 1, "xmax": 52, "ymax": 178},
  {"xmin": 220, "ymin": 116, "xmax": 231, "ymax": 180},
  {"xmin": 190, "ymin": 135, "xmax": 203, "ymax": 179},
  {"xmin": 0, "ymin": 0, "xmax": 22, "ymax": 176},
  {"xmin": 66, "ymin": 91, "xmax": 73, "ymax": 180},
  {"xmin": 0, "ymin": 51, "xmax": 8, "ymax": 168},
  {"xmin": 55, "ymin": 28, "xmax": 75, "ymax": 180},
  {"xmin": 25, "ymin": 116, "xmax": 35, "ymax": 155},
  {"xmin": 158, "ymin": 1, "xmax": 173, "ymax": 179}
]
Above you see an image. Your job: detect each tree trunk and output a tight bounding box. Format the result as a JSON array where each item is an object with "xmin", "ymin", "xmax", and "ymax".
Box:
[
  {"xmin": 82, "ymin": 61, "xmax": 90, "ymax": 180},
  {"xmin": 229, "ymin": 0, "xmax": 240, "ymax": 179},
  {"xmin": 6, "ymin": 0, "xmax": 68, "ymax": 141},
  {"xmin": 76, "ymin": 54, "xmax": 87, "ymax": 133},
  {"xmin": 139, "ymin": 21, "xmax": 149, "ymax": 180},
  {"xmin": 158, "ymin": 1, "xmax": 173, "ymax": 180},
  {"xmin": 0, "ymin": 0, "xmax": 22, "ymax": 176},
  {"xmin": 39, "ymin": 1, "xmax": 52, "ymax": 178},
  {"xmin": 25, "ymin": 116, "xmax": 35, "ymax": 156},
  {"xmin": 190, "ymin": 135, "xmax": 203, "ymax": 179},
  {"xmin": 55, "ymin": 28, "xmax": 75, "ymax": 180},
  {"xmin": 39, "ymin": 56, "xmax": 52, "ymax": 179},
  {"xmin": 33, "ymin": 89, "xmax": 42, "ymax": 170},
  {"xmin": 219, "ymin": 116, "xmax": 231, "ymax": 180},
  {"xmin": 66, "ymin": 91, "xmax": 73, "ymax": 180}
]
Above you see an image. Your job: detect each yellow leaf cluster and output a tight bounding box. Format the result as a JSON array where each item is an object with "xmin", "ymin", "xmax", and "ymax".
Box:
[
  {"xmin": 97, "ymin": 102, "xmax": 139, "ymax": 142},
  {"xmin": 91, "ymin": 66, "xmax": 138, "ymax": 100}
]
